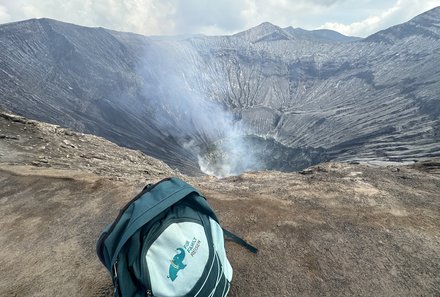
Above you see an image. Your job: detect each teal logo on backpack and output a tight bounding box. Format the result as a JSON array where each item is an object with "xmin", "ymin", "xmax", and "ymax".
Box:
[{"xmin": 167, "ymin": 248, "xmax": 187, "ymax": 281}]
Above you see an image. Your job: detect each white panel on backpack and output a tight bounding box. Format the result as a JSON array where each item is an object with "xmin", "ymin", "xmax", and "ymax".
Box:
[
  {"xmin": 209, "ymin": 218, "xmax": 233, "ymax": 282},
  {"xmin": 146, "ymin": 222, "xmax": 209, "ymax": 297}
]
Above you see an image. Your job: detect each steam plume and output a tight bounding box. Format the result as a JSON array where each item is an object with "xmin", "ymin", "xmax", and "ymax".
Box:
[{"xmin": 137, "ymin": 40, "xmax": 259, "ymax": 177}]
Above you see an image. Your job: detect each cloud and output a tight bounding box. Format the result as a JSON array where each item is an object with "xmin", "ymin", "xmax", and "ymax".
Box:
[
  {"xmin": 0, "ymin": 0, "xmax": 356, "ymax": 35},
  {"xmin": 0, "ymin": 5, "xmax": 10, "ymax": 22},
  {"xmin": 0, "ymin": 0, "xmax": 439, "ymax": 36},
  {"xmin": 169, "ymin": 0, "xmax": 247, "ymax": 35},
  {"xmin": 0, "ymin": 0, "xmax": 175, "ymax": 35},
  {"xmin": 319, "ymin": 0, "xmax": 440, "ymax": 37}
]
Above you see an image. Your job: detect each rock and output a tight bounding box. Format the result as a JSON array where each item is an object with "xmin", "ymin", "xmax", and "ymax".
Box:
[
  {"xmin": 0, "ymin": 113, "xmax": 27, "ymax": 124},
  {"xmin": 299, "ymin": 168, "xmax": 314, "ymax": 175},
  {"xmin": 0, "ymin": 134, "xmax": 19, "ymax": 140},
  {"xmin": 62, "ymin": 139, "xmax": 76, "ymax": 148},
  {"xmin": 64, "ymin": 130, "xmax": 75, "ymax": 136},
  {"xmin": 412, "ymin": 159, "xmax": 440, "ymax": 174},
  {"xmin": 92, "ymin": 154, "xmax": 106, "ymax": 160}
]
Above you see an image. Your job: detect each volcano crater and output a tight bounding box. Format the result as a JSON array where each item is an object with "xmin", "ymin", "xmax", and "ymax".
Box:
[{"xmin": 197, "ymin": 135, "xmax": 329, "ymax": 177}]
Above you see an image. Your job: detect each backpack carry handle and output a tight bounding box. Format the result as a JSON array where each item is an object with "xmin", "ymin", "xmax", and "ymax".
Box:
[{"xmin": 110, "ymin": 185, "xmax": 200, "ymax": 266}]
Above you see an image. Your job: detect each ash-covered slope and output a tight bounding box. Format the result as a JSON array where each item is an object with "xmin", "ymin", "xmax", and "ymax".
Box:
[
  {"xmin": 1, "ymin": 8, "xmax": 439, "ymax": 175},
  {"xmin": 0, "ymin": 18, "xmax": 200, "ymax": 174},
  {"xmin": 191, "ymin": 7, "xmax": 440, "ymax": 162},
  {"xmin": 0, "ymin": 108, "xmax": 176, "ymax": 180}
]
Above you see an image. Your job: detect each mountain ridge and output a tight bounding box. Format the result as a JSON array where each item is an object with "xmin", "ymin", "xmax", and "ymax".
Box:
[
  {"xmin": 0, "ymin": 8, "xmax": 439, "ymax": 175},
  {"xmin": 233, "ymin": 21, "xmax": 361, "ymax": 43}
]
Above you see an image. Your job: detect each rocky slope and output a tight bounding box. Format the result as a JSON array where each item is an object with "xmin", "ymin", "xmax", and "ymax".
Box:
[
  {"xmin": 1, "ymin": 8, "xmax": 439, "ymax": 175},
  {"xmin": 0, "ymin": 108, "xmax": 176, "ymax": 180},
  {"xmin": 1, "ymin": 111, "xmax": 439, "ymax": 296}
]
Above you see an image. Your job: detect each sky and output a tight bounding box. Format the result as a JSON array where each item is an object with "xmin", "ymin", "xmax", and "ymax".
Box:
[{"xmin": 0, "ymin": 0, "xmax": 439, "ymax": 37}]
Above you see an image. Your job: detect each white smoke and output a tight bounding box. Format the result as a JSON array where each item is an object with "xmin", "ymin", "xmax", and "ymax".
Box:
[
  {"xmin": 137, "ymin": 39, "xmax": 260, "ymax": 177},
  {"xmin": 197, "ymin": 134, "xmax": 265, "ymax": 177}
]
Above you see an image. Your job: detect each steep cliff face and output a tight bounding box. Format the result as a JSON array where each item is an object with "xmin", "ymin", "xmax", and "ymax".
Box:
[
  {"xmin": 185, "ymin": 7, "xmax": 440, "ymax": 163},
  {"xmin": 0, "ymin": 18, "xmax": 203, "ymax": 174},
  {"xmin": 1, "ymin": 7, "xmax": 439, "ymax": 175}
]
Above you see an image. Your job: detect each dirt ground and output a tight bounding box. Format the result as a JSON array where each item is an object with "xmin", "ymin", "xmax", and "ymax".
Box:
[{"xmin": 1, "ymin": 111, "xmax": 439, "ymax": 296}]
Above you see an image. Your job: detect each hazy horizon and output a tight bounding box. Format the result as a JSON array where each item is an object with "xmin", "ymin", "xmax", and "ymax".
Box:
[{"xmin": 0, "ymin": 1, "xmax": 439, "ymax": 38}]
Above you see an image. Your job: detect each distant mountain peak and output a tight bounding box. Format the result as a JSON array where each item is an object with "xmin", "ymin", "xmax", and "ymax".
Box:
[
  {"xmin": 234, "ymin": 21, "xmax": 360, "ymax": 43},
  {"xmin": 283, "ymin": 26, "xmax": 360, "ymax": 43},
  {"xmin": 254, "ymin": 22, "xmax": 280, "ymax": 30},
  {"xmin": 233, "ymin": 22, "xmax": 289, "ymax": 43}
]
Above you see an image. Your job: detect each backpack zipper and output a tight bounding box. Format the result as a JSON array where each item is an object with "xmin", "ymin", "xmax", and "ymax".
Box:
[{"xmin": 104, "ymin": 178, "xmax": 172, "ymax": 236}]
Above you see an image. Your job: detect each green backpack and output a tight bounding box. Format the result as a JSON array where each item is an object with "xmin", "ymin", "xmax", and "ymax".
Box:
[{"xmin": 96, "ymin": 177, "xmax": 257, "ymax": 296}]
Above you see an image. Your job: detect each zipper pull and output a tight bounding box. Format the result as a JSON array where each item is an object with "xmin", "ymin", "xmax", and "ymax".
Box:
[
  {"xmin": 112, "ymin": 261, "xmax": 119, "ymax": 295},
  {"xmin": 146, "ymin": 289, "xmax": 153, "ymax": 296},
  {"xmin": 112, "ymin": 261, "xmax": 118, "ymax": 280}
]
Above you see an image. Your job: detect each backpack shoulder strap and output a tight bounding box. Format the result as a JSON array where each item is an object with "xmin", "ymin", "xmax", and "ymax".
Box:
[
  {"xmin": 183, "ymin": 189, "xmax": 259, "ymax": 254},
  {"xmin": 222, "ymin": 228, "xmax": 258, "ymax": 254}
]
